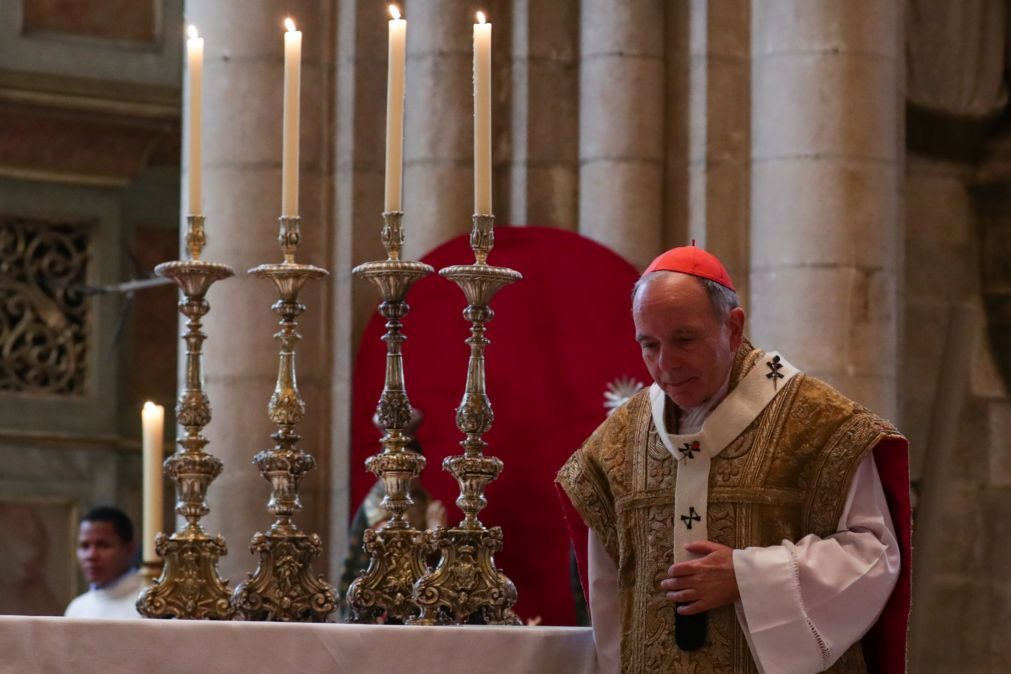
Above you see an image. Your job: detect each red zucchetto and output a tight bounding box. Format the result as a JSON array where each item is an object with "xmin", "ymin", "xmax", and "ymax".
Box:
[{"xmin": 642, "ymin": 245, "xmax": 736, "ymax": 292}]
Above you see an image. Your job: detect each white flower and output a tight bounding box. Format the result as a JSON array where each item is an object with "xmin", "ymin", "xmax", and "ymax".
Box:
[{"xmin": 603, "ymin": 377, "xmax": 645, "ymax": 415}]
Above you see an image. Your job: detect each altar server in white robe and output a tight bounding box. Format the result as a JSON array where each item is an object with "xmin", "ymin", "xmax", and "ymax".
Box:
[{"xmin": 65, "ymin": 507, "xmax": 143, "ymax": 619}]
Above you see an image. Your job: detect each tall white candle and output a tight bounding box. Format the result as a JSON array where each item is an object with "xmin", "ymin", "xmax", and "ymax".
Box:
[
  {"xmin": 385, "ymin": 5, "xmax": 406, "ymax": 213},
  {"xmin": 186, "ymin": 25, "xmax": 204, "ymax": 216},
  {"xmin": 473, "ymin": 12, "xmax": 492, "ymax": 215},
  {"xmin": 141, "ymin": 402, "xmax": 165, "ymax": 563},
  {"xmin": 282, "ymin": 18, "xmax": 302, "ymax": 217}
]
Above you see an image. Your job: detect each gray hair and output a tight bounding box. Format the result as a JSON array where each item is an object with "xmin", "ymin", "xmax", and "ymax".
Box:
[{"xmin": 632, "ymin": 271, "xmax": 740, "ymax": 321}]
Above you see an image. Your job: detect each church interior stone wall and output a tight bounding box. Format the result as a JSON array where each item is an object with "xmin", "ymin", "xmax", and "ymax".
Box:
[
  {"xmin": 0, "ymin": 1, "xmax": 1007, "ymax": 670},
  {"xmin": 0, "ymin": 0, "xmax": 182, "ymax": 610}
]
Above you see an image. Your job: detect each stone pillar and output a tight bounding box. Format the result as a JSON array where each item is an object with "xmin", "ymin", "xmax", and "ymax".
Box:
[
  {"xmin": 402, "ymin": 0, "xmax": 475, "ymax": 260},
  {"xmin": 664, "ymin": 1, "xmax": 690, "ymax": 251},
  {"xmin": 186, "ymin": 0, "xmax": 334, "ymax": 582},
  {"xmin": 578, "ymin": 0, "xmax": 665, "ymax": 269},
  {"xmin": 686, "ymin": 0, "xmax": 751, "ymax": 303},
  {"xmin": 902, "ymin": 4, "xmax": 1008, "ymax": 668},
  {"xmin": 503, "ymin": 0, "xmax": 578, "ymax": 230},
  {"xmin": 749, "ymin": 0, "xmax": 901, "ymax": 418},
  {"xmin": 902, "ymin": 155, "xmax": 977, "ymax": 471},
  {"xmin": 329, "ymin": 0, "xmax": 390, "ymax": 579}
]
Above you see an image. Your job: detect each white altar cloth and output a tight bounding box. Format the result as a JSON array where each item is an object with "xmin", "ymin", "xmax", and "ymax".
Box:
[{"xmin": 0, "ymin": 616, "xmax": 595, "ymax": 674}]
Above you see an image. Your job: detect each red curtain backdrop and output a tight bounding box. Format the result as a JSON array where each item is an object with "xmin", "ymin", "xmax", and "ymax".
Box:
[{"xmin": 350, "ymin": 225, "xmax": 648, "ymax": 625}]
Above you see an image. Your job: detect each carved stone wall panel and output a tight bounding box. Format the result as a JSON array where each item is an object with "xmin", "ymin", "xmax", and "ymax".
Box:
[
  {"xmin": 0, "ymin": 215, "xmax": 90, "ymax": 396},
  {"xmin": 0, "ymin": 109, "xmax": 177, "ymax": 187},
  {"xmin": 0, "ymin": 497, "xmax": 78, "ymax": 616},
  {"xmin": 0, "ymin": 436, "xmax": 144, "ymax": 616},
  {"xmin": 0, "ymin": 1, "xmax": 182, "ymax": 88},
  {"xmin": 23, "ymin": 0, "xmax": 158, "ymax": 45}
]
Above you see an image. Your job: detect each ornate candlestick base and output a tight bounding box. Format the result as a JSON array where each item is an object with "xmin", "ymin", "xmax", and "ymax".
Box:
[
  {"xmin": 141, "ymin": 531, "xmax": 232, "ymax": 619},
  {"xmin": 410, "ymin": 215, "xmax": 522, "ymax": 626},
  {"xmin": 412, "ymin": 525, "xmax": 519, "ymax": 625},
  {"xmin": 347, "ymin": 526, "xmax": 427, "ymax": 623},
  {"xmin": 346, "ymin": 446, "xmax": 429, "ymax": 622},
  {"xmin": 232, "ymin": 530, "xmax": 334, "ymax": 621},
  {"xmin": 347, "ymin": 212, "xmax": 434, "ymax": 623},
  {"xmin": 232, "ymin": 216, "xmax": 337, "ymax": 622},
  {"xmin": 137, "ymin": 228, "xmax": 236, "ymax": 620}
]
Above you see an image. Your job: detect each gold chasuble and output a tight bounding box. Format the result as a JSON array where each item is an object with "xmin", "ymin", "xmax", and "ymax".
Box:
[{"xmin": 556, "ymin": 343, "xmax": 904, "ymax": 673}]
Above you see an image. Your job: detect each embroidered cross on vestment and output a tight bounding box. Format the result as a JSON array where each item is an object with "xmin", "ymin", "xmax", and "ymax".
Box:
[
  {"xmin": 766, "ymin": 354, "xmax": 784, "ymax": 381},
  {"xmin": 680, "ymin": 507, "xmax": 702, "ymax": 529}
]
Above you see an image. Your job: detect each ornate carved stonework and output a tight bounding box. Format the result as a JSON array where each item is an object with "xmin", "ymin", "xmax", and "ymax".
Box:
[{"xmin": 0, "ymin": 216, "xmax": 89, "ymax": 395}]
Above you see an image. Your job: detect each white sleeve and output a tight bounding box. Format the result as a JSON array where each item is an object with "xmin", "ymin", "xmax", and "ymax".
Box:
[
  {"xmin": 588, "ymin": 529, "xmax": 621, "ymax": 674},
  {"xmin": 732, "ymin": 454, "xmax": 900, "ymax": 674}
]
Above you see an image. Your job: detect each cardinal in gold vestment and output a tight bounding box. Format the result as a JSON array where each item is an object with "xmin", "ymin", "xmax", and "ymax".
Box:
[{"xmin": 556, "ymin": 246, "xmax": 911, "ymax": 674}]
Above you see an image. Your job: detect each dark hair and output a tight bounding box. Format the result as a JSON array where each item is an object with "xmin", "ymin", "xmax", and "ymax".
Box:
[
  {"xmin": 81, "ymin": 506, "xmax": 134, "ymax": 544},
  {"xmin": 632, "ymin": 271, "xmax": 741, "ymax": 321}
]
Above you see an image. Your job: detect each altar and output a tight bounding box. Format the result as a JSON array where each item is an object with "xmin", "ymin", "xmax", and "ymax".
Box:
[{"xmin": 0, "ymin": 616, "xmax": 595, "ymax": 674}]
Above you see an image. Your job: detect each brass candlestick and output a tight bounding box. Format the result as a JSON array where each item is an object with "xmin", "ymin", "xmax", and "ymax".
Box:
[
  {"xmin": 410, "ymin": 214, "xmax": 522, "ymax": 626},
  {"xmin": 137, "ymin": 215, "xmax": 235, "ymax": 620},
  {"xmin": 231, "ymin": 215, "xmax": 338, "ymax": 622},
  {"xmin": 346, "ymin": 211, "xmax": 434, "ymax": 624}
]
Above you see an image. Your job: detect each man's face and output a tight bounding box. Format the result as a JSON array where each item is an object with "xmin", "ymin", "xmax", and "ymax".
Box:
[
  {"xmin": 633, "ymin": 272, "xmax": 745, "ymax": 409},
  {"xmin": 77, "ymin": 520, "xmax": 133, "ymax": 586}
]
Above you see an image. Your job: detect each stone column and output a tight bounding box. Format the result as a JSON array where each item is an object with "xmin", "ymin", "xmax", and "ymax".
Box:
[
  {"xmin": 686, "ymin": 0, "xmax": 751, "ymax": 302},
  {"xmin": 902, "ymin": 155, "xmax": 977, "ymax": 470},
  {"xmin": 503, "ymin": 0, "xmax": 578, "ymax": 230},
  {"xmin": 329, "ymin": 0, "xmax": 390, "ymax": 580},
  {"xmin": 402, "ymin": 0, "xmax": 475, "ymax": 260},
  {"xmin": 578, "ymin": 0, "xmax": 665, "ymax": 269},
  {"xmin": 186, "ymin": 0, "xmax": 334, "ymax": 582},
  {"xmin": 902, "ymin": 4, "xmax": 1008, "ymax": 668},
  {"xmin": 664, "ymin": 2, "xmax": 690, "ymax": 251},
  {"xmin": 749, "ymin": 0, "xmax": 901, "ymax": 418}
]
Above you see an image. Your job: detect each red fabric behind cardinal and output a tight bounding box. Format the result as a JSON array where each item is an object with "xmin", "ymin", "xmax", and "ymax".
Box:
[{"xmin": 350, "ymin": 226, "xmax": 648, "ymax": 626}]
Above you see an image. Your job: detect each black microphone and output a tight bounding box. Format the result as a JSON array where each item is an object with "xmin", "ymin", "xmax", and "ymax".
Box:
[{"xmin": 675, "ymin": 608, "xmax": 707, "ymax": 650}]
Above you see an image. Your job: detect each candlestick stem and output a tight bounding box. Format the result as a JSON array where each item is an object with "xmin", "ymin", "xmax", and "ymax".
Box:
[
  {"xmin": 232, "ymin": 215, "xmax": 337, "ymax": 622},
  {"xmin": 137, "ymin": 215, "xmax": 235, "ymax": 620},
  {"xmin": 347, "ymin": 211, "xmax": 434, "ymax": 624},
  {"xmin": 409, "ymin": 213, "xmax": 521, "ymax": 626}
]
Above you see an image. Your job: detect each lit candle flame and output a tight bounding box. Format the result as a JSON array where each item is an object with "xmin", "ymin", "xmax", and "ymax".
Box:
[
  {"xmin": 284, "ymin": 17, "xmax": 297, "ymax": 32},
  {"xmin": 144, "ymin": 401, "xmax": 157, "ymax": 412},
  {"xmin": 389, "ymin": 4, "xmax": 401, "ymax": 20},
  {"xmin": 476, "ymin": 11, "xmax": 486, "ymax": 24},
  {"xmin": 187, "ymin": 25, "xmax": 199, "ymax": 40}
]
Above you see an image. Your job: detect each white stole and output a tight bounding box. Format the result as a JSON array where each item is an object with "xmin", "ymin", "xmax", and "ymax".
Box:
[{"xmin": 649, "ymin": 352, "xmax": 800, "ymax": 562}]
